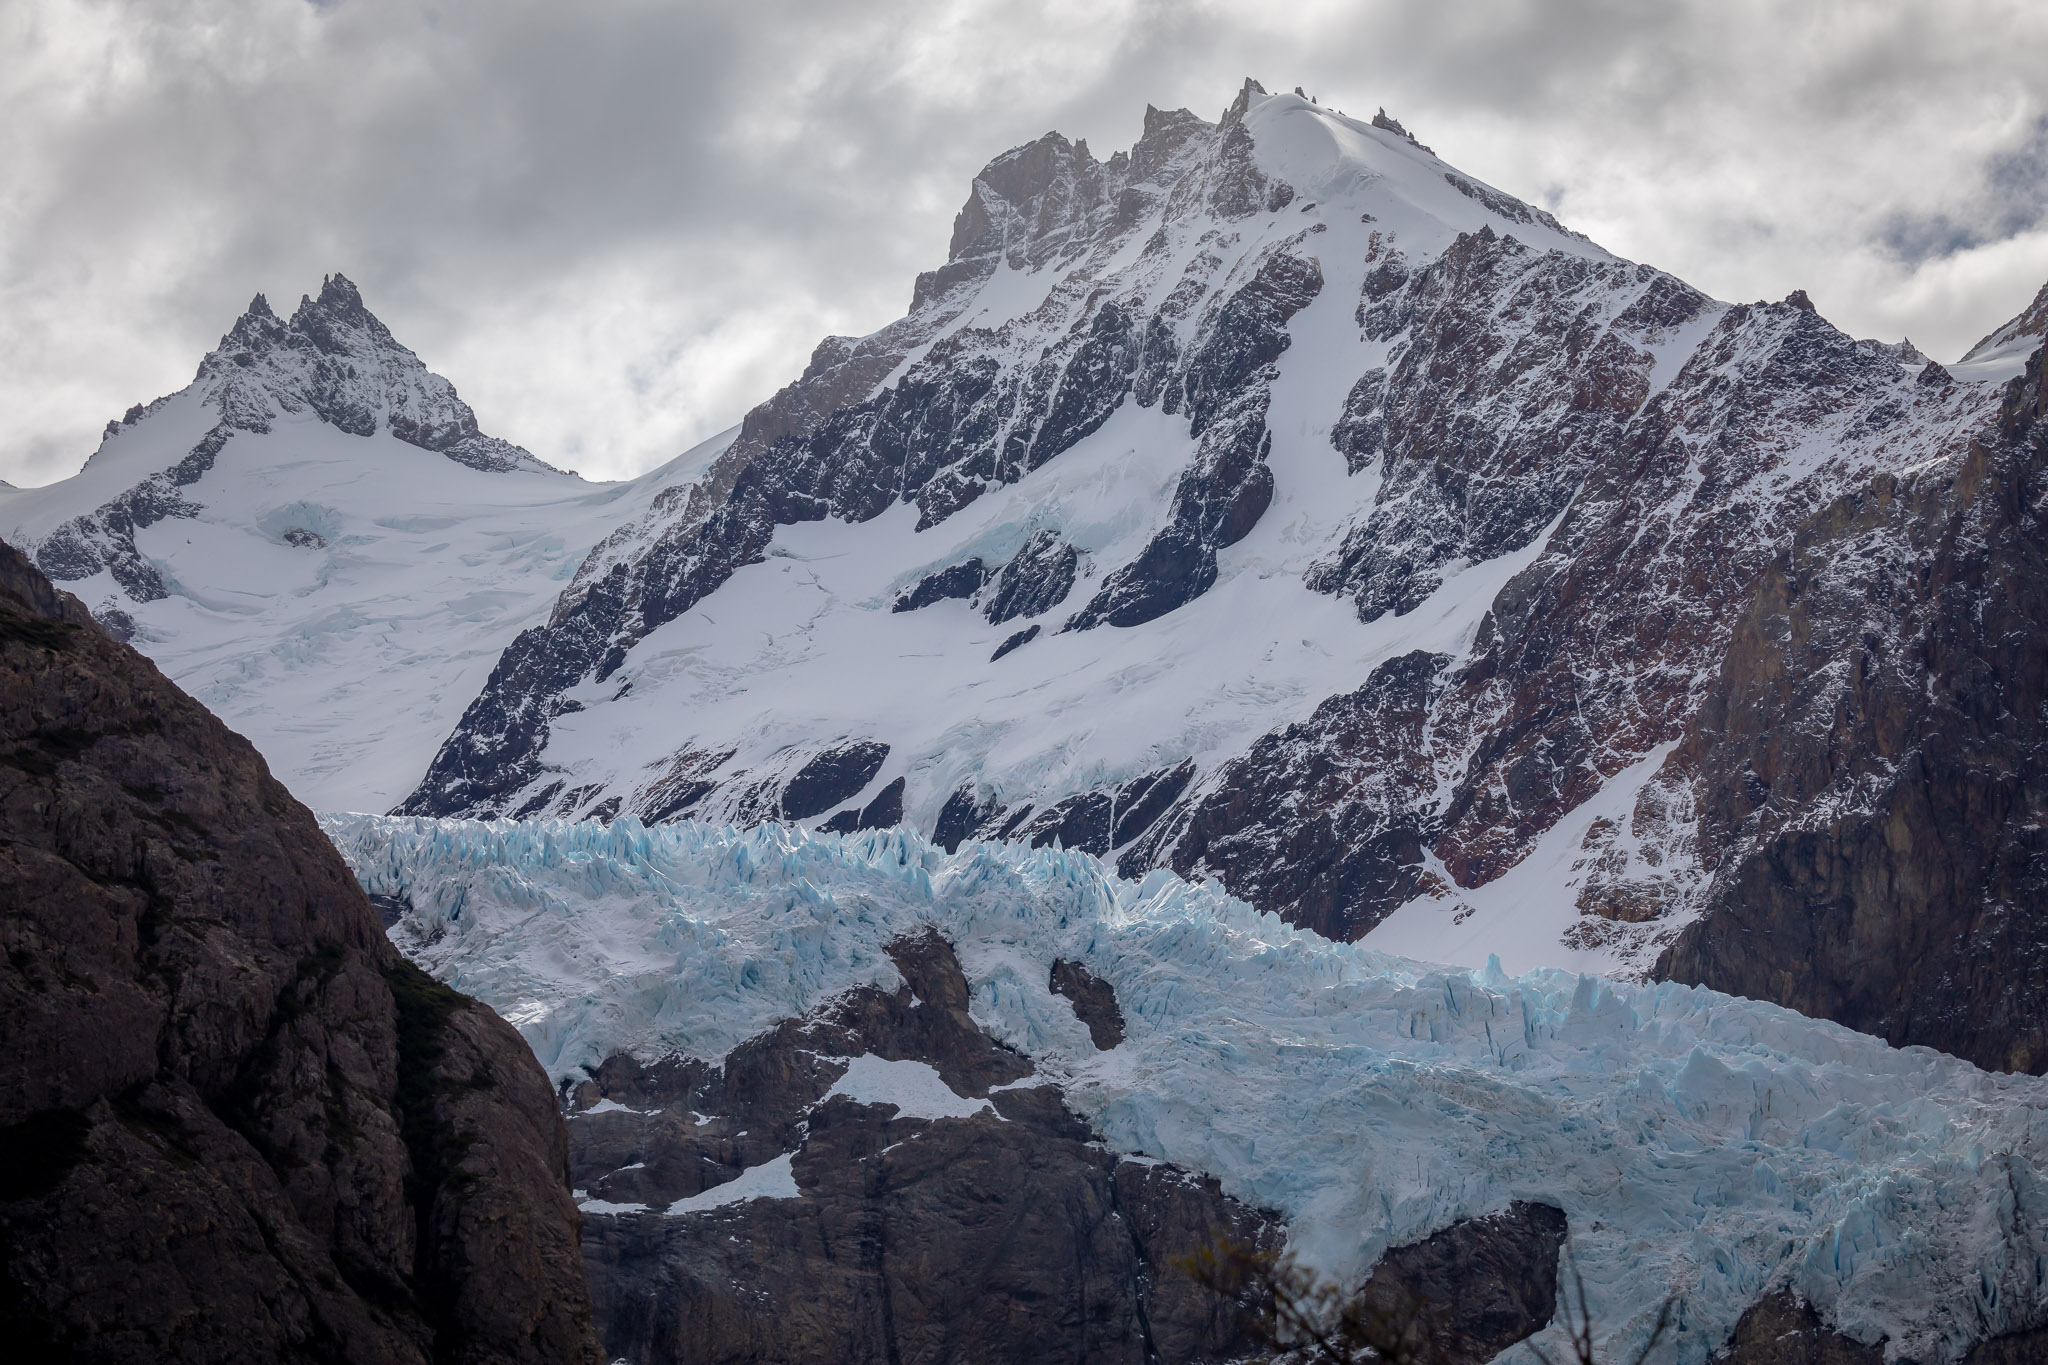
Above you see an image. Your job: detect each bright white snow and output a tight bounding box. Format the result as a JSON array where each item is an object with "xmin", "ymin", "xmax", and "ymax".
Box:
[
  {"xmin": 823, "ymin": 1055, "xmax": 998, "ymax": 1121},
  {"xmin": 577, "ymin": 1151, "xmax": 801, "ymax": 1219},
  {"xmin": 530, "ymin": 93, "xmax": 1639, "ymax": 842},
  {"xmin": 0, "ymin": 410, "xmax": 736, "ymax": 812},
  {"xmin": 328, "ymin": 812, "xmax": 2048, "ymax": 1364}
]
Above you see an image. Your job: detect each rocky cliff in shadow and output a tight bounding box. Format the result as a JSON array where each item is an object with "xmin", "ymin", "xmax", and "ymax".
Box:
[
  {"xmin": 1655, "ymin": 344, "xmax": 2048, "ymax": 1074},
  {"xmin": 0, "ymin": 539, "xmax": 598, "ymax": 1362}
]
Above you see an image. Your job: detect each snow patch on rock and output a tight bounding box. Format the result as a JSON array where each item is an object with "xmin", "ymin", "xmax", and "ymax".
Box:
[{"xmin": 823, "ymin": 1055, "xmax": 998, "ymax": 1120}]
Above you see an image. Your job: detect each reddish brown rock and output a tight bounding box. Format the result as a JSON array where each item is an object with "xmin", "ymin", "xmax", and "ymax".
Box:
[{"xmin": 1657, "ymin": 344, "xmax": 2048, "ymax": 1074}]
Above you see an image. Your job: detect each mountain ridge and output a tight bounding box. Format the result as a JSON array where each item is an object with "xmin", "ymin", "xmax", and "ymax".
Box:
[
  {"xmin": 0, "ymin": 284, "xmax": 736, "ymax": 812},
  {"xmin": 390, "ymin": 81, "xmax": 2035, "ymax": 1006},
  {"xmin": 10, "ymin": 79, "xmax": 2048, "ymax": 1073}
]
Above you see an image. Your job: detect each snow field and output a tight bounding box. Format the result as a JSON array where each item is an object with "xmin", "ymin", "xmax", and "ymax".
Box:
[
  {"xmin": 0, "ymin": 399, "xmax": 738, "ymax": 812},
  {"xmin": 326, "ymin": 812, "xmax": 2048, "ymax": 1364}
]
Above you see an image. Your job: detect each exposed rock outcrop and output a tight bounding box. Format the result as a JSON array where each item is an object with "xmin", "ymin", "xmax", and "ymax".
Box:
[
  {"xmin": 1049, "ymin": 958, "xmax": 1126, "ymax": 1049},
  {"xmin": 983, "ymin": 528, "xmax": 1079, "ymax": 625},
  {"xmin": 0, "ymin": 539, "xmax": 597, "ymax": 1362},
  {"xmin": 1138, "ymin": 275, "xmax": 1994, "ymax": 954},
  {"xmin": 1715, "ymin": 1292, "xmax": 1885, "ymax": 1364},
  {"xmin": 396, "ymin": 86, "xmax": 1342, "ymax": 821},
  {"xmin": 1349, "ymin": 1200, "xmax": 1566, "ymax": 1364},
  {"xmin": 557, "ymin": 927, "xmax": 1591, "ymax": 1364},
  {"xmin": 1713, "ymin": 1290, "xmax": 2048, "ymax": 1363},
  {"xmin": 1656, "ymin": 343, "xmax": 2048, "ymax": 1073},
  {"xmin": 568, "ymin": 931, "xmax": 1277, "ymax": 1365},
  {"xmin": 779, "ymin": 740, "xmax": 892, "ymax": 821}
]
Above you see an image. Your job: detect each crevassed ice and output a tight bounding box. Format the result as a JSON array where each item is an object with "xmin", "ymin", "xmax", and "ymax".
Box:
[{"xmin": 323, "ymin": 813, "xmax": 2048, "ymax": 1364}]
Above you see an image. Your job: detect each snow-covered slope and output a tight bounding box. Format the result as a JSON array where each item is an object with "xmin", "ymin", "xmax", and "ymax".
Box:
[
  {"xmin": 12, "ymin": 82, "xmax": 2044, "ymax": 1022},
  {"xmin": 326, "ymin": 812, "xmax": 2048, "ymax": 1364},
  {"xmin": 1955, "ymin": 276, "xmax": 2048, "ymax": 383},
  {"xmin": 0, "ymin": 277, "xmax": 735, "ymax": 810},
  {"xmin": 399, "ymin": 82, "xmax": 2023, "ymax": 984}
]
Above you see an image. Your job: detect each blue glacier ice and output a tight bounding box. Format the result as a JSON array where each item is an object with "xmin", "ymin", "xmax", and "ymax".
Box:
[{"xmin": 323, "ymin": 813, "xmax": 2048, "ymax": 1363}]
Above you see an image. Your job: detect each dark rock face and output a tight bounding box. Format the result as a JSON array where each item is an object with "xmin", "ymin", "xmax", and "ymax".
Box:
[
  {"xmin": 819, "ymin": 777, "xmax": 907, "ymax": 833},
  {"xmin": 1144, "ymin": 285, "xmax": 1992, "ymax": 948},
  {"xmin": 1964, "ymin": 1325, "xmax": 2048, "ymax": 1363},
  {"xmin": 1069, "ymin": 522, "xmax": 1220, "ymax": 631},
  {"xmin": 1113, "ymin": 760, "xmax": 1196, "ymax": 848},
  {"xmin": 1307, "ymin": 230, "xmax": 1707, "ymax": 624},
  {"xmin": 34, "ymin": 424, "xmax": 231, "ymax": 601},
  {"xmin": 1071, "ymin": 243, "xmax": 1322, "ymax": 631},
  {"xmin": 0, "ymin": 540, "xmax": 597, "ymax": 1363},
  {"xmin": 1023, "ymin": 790, "xmax": 1115, "ymax": 854},
  {"xmin": 1131, "ymin": 651, "xmax": 1448, "ymax": 940},
  {"xmin": 1657, "ymin": 345, "xmax": 2048, "ymax": 1073},
  {"xmin": 568, "ymin": 931, "xmax": 1277, "ymax": 1365},
  {"xmin": 1049, "ymin": 960, "xmax": 1126, "ymax": 1049},
  {"xmin": 586, "ymin": 1106, "xmax": 1270, "ymax": 1365},
  {"xmin": 559, "ymin": 933, "xmax": 1604, "ymax": 1365},
  {"xmin": 779, "ymin": 740, "xmax": 891, "ymax": 821},
  {"xmin": 941, "ymin": 762, "xmax": 1195, "ymax": 864},
  {"xmin": 933, "ymin": 786, "xmax": 1004, "ymax": 851},
  {"xmin": 1351, "ymin": 1201, "xmax": 1566, "ymax": 1365},
  {"xmin": 856, "ymin": 776, "xmax": 907, "ymax": 830},
  {"xmin": 984, "ymin": 529, "xmax": 1079, "ymax": 624},
  {"xmin": 1714, "ymin": 1288, "xmax": 2048, "ymax": 1363},
  {"xmin": 893, "ymin": 559, "xmax": 988, "ymax": 612},
  {"xmin": 990, "ymin": 623, "xmax": 1040, "ymax": 660},
  {"xmin": 1714, "ymin": 1292, "xmax": 1883, "ymax": 1364}
]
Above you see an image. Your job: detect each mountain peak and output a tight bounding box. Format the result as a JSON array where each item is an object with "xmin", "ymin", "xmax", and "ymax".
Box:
[
  {"xmin": 1223, "ymin": 76, "xmax": 1268, "ymax": 124},
  {"xmin": 1370, "ymin": 106, "xmax": 1432, "ymax": 152},
  {"xmin": 158, "ymin": 274, "xmax": 555, "ymax": 473},
  {"xmin": 305, "ymin": 271, "xmax": 369, "ymax": 320}
]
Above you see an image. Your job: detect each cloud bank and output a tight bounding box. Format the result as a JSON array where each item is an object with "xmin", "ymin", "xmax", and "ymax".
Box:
[{"xmin": 4, "ymin": 0, "xmax": 2045, "ymax": 485}]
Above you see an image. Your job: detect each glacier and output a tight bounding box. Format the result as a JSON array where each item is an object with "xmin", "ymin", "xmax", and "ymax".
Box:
[{"xmin": 326, "ymin": 812, "xmax": 2048, "ymax": 1363}]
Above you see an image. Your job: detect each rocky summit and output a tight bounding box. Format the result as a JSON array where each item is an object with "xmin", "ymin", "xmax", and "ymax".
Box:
[{"xmin": 7, "ymin": 73, "xmax": 2048, "ymax": 1365}]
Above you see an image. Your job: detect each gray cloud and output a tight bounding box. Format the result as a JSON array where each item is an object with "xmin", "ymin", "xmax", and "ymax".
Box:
[
  {"xmin": 3, "ymin": 0, "xmax": 2046, "ymax": 486},
  {"xmin": 1880, "ymin": 116, "xmax": 2048, "ymax": 264}
]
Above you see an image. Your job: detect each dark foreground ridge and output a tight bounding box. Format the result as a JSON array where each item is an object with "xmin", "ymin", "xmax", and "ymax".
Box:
[{"xmin": 0, "ymin": 539, "xmax": 597, "ymax": 1363}]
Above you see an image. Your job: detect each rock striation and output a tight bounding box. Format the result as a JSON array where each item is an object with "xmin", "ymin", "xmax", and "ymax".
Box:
[
  {"xmin": 1656, "ymin": 342, "xmax": 2048, "ymax": 1073},
  {"xmin": 0, "ymin": 539, "xmax": 596, "ymax": 1362}
]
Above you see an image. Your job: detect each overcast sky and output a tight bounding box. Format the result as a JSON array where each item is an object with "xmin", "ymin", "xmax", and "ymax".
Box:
[{"xmin": 5, "ymin": 0, "xmax": 2046, "ymax": 487}]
